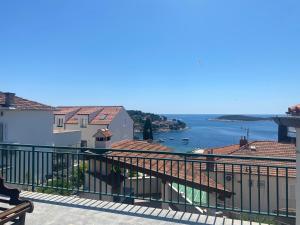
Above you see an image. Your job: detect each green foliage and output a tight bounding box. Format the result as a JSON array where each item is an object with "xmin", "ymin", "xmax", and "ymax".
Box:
[
  {"xmin": 240, "ymin": 213, "xmax": 277, "ymax": 224},
  {"xmin": 36, "ymin": 163, "xmax": 86, "ymax": 196},
  {"xmin": 127, "ymin": 110, "xmax": 186, "ymax": 133},
  {"xmin": 36, "ymin": 179, "xmax": 73, "ymax": 196}
]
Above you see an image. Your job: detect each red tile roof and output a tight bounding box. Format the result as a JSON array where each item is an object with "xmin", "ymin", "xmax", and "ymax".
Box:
[
  {"xmin": 55, "ymin": 106, "xmax": 123, "ymax": 125},
  {"xmin": 205, "ymin": 144, "xmax": 240, "ymax": 155},
  {"xmin": 288, "ymin": 104, "xmax": 300, "ymax": 115},
  {"xmin": 53, "ymin": 107, "xmax": 81, "ymax": 115},
  {"xmin": 205, "ymin": 141, "xmax": 296, "ymax": 177},
  {"xmin": 111, "ymin": 140, "xmax": 170, "ymax": 151},
  {"xmin": 108, "ymin": 140, "xmax": 230, "ymax": 195},
  {"xmin": 0, "ymin": 92, "xmax": 53, "ymax": 111},
  {"xmin": 90, "ymin": 107, "xmax": 122, "ymax": 125},
  {"xmin": 93, "ymin": 129, "xmax": 113, "ymax": 138}
]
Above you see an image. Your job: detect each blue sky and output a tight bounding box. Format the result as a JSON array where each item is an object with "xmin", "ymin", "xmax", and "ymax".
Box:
[{"xmin": 0, "ymin": 0, "xmax": 299, "ymax": 114}]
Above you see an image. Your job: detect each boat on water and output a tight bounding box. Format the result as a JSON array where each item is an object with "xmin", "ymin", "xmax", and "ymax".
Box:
[
  {"xmin": 157, "ymin": 138, "xmax": 165, "ymax": 143},
  {"xmin": 169, "ymin": 137, "xmax": 174, "ymax": 140},
  {"xmin": 182, "ymin": 138, "xmax": 189, "ymax": 141}
]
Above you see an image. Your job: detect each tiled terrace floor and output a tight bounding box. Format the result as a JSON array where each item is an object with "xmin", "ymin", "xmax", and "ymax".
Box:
[{"xmin": 20, "ymin": 192, "xmax": 266, "ymax": 225}]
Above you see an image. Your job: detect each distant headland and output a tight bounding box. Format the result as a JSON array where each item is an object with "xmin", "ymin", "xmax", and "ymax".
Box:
[
  {"xmin": 211, "ymin": 115, "xmax": 273, "ymax": 122},
  {"xmin": 127, "ymin": 110, "xmax": 187, "ymax": 133}
]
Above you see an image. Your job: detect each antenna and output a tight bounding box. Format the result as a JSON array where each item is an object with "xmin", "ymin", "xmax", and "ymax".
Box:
[{"xmin": 241, "ymin": 127, "xmax": 250, "ymax": 140}]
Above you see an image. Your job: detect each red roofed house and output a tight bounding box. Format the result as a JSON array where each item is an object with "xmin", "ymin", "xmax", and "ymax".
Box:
[
  {"xmin": 0, "ymin": 92, "xmax": 55, "ymax": 145},
  {"xmin": 203, "ymin": 140, "xmax": 296, "ymax": 217},
  {"xmin": 54, "ymin": 106, "xmax": 133, "ymax": 148}
]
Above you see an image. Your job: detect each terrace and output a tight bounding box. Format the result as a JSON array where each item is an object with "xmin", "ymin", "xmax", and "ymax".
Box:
[{"xmin": 0, "ymin": 143, "xmax": 296, "ymax": 224}]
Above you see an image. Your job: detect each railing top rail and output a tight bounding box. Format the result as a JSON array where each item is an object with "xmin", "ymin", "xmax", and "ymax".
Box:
[{"xmin": 0, "ymin": 143, "xmax": 296, "ymax": 162}]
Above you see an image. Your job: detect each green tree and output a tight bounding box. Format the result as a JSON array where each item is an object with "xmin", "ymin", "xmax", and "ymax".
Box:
[{"xmin": 143, "ymin": 117, "xmax": 153, "ymax": 140}]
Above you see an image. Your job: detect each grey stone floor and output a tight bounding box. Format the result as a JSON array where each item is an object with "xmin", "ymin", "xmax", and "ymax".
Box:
[{"xmin": 20, "ymin": 192, "xmax": 265, "ymax": 225}]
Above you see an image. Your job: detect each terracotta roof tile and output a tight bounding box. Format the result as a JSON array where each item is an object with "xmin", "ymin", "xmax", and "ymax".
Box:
[
  {"xmin": 0, "ymin": 92, "xmax": 53, "ymax": 111},
  {"xmin": 93, "ymin": 129, "xmax": 113, "ymax": 138},
  {"xmin": 54, "ymin": 107, "xmax": 81, "ymax": 115},
  {"xmin": 107, "ymin": 140, "xmax": 230, "ymax": 194},
  {"xmin": 55, "ymin": 106, "xmax": 123, "ymax": 125},
  {"xmin": 205, "ymin": 141, "xmax": 296, "ymax": 177}
]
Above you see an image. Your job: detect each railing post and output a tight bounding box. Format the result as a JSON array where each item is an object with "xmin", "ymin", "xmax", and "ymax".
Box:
[{"xmin": 31, "ymin": 146, "xmax": 35, "ymax": 192}]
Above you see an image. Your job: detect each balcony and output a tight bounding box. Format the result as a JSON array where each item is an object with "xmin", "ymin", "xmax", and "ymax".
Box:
[
  {"xmin": 21, "ymin": 191, "xmax": 267, "ymax": 225},
  {"xmin": 0, "ymin": 144, "xmax": 296, "ymax": 224}
]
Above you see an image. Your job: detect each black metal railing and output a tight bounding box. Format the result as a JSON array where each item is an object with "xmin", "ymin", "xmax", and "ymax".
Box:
[{"xmin": 0, "ymin": 143, "xmax": 296, "ymax": 219}]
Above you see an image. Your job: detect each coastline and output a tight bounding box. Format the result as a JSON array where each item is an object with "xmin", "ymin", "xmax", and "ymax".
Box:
[
  {"xmin": 209, "ymin": 118, "xmax": 272, "ymax": 122},
  {"xmin": 134, "ymin": 127, "xmax": 189, "ymax": 134}
]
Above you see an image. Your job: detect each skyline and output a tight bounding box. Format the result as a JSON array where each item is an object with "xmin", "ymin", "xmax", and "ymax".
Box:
[{"xmin": 1, "ymin": 0, "xmax": 299, "ymax": 114}]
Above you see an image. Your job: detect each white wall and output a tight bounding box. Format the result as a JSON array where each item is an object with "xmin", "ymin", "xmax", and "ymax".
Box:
[
  {"xmin": 0, "ymin": 110, "xmax": 53, "ymax": 145},
  {"xmin": 108, "ymin": 108, "xmax": 133, "ymax": 143},
  {"xmin": 53, "ymin": 130, "xmax": 81, "ymax": 147},
  {"xmin": 125, "ymin": 176, "xmax": 161, "ymax": 195},
  {"xmin": 64, "ymin": 108, "xmax": 133, "ymax": 148}
]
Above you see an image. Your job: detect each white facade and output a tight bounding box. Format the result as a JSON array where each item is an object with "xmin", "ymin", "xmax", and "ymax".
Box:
[
  {"xmin": 53, "ymin": 130, "xmax": 81, "ymax": 147},
  {"xmin": 0, "ymin": 109, "xmax": 81, "ymax": 147},
  {"xmin": 108, "ymin": 109, "xmax": 134, "ymax": 144},
  {"xmin": 54, "ymin": 107, "xmax": 133, "ymax": 148},
  {"xmin": 0, "ymin": 109, "xmax": 53, "ymax": 145}
]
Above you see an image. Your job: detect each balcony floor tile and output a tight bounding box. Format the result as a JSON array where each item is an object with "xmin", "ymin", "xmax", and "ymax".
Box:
[{"xmin": 20, "ymin": 191, "xmax": 266, "ymax": 225}]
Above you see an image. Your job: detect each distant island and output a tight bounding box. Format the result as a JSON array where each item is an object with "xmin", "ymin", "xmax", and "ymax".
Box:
[
  {"xmin": 127, "ymin": 110, "xmax": 187, "ymax": 133},
  {"xmin": 211, "ymin": 115, "xmax": 273, "ymax": 122}
]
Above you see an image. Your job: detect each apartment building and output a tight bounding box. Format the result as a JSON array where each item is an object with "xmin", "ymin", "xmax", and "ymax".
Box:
[
  {"xmin": 0, "ymin": 92, "xmax": 80, "ymax": 146},
  {"xmin": 54, "ymin": 106, "xmax": 134, "ymax": 148},
  {"xmin": 0, "ymin": 92, "xmax": 54, "ymax": 145}
]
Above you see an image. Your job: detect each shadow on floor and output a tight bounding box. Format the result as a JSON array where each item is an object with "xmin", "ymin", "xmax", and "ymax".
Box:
[{"xmin": 20, "ymin": 192, "xmax": 242, "ymax": 225}]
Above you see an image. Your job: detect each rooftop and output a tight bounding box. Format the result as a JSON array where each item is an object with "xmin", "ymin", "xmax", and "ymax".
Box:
[
  {"xmin": 204, "ymin": 141, "xmax": 296, "ymax": 177},
  {"xmin": 55, "ymin": 106, "xmax": 123, "ymax": 125},
  {"xmin": 111, "ymin": 140, "xmax": 171, "ymax": 151},
  {"xmin": 106, "ymin": 140, "xmax": 230, "ymax": 194},
  {"xmin": 20, "ymin": 191, "xmax": 266, "ymax": 225},
  {"xmin": 93, "ymin": 128, "xmax": 113, "ymax": 138},
  {"xmin": 0, "ymin": 92, "xmax": 53, "ymax": 111}
]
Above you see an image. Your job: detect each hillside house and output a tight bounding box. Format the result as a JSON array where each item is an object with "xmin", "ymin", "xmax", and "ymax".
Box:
[{"xmin": 54, "ymin": 106, "xmax": 134, "ymax": 148}]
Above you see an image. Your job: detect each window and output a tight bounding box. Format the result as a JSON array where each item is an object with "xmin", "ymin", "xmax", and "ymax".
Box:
[
  {"xmin": 107, "ymin": 136, "xmax": 111, "ymax": 141},
  {"xmin": 96, "ymin": 137, "xmax": 104, "ymax": 142},
  {"xmin": 57, "ymin": 118, "xmax": 64, "ymax": 127},
  {"xmin": 80, "ymin": 118, "xmax": 88, "ymax": 128},
  {"xmin": 99, "ymin": 114, "xmax": 107, "ymax": 120}
]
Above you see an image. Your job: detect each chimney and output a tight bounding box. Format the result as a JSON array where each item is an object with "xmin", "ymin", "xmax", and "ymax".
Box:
[
  {"xmin": 239, "ymin": 136, "xmax": 248, "ymax": 147},
  {"xmin": 4, "ymin": 92, "xmax": 15, "ymax": 107},
  {"xmin": 206, "ymin": 149, "xmax": 215, "ymax": 171},
  {"xmin": 278, "ymin": 124, "xmax": 289, "ymax": 143}
]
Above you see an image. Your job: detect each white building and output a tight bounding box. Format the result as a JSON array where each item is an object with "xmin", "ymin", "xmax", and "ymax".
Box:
[
  {"xmin": 0, "ymin": 92, "xmax": 80, "ymax": 147},
  {"xmin": 53, "ymin": 106, "xmax": 133, "ymax": 148},
  {"xmin": 0, "ymin": 92, "xmax": 54, "ymax": 145},
  {"xmin": 205, "ymin": 141, "xmax": 296, "ymax": 216}
]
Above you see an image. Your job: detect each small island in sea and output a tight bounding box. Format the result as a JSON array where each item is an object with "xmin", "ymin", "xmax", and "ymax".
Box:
[
  {"xmin": 211, "ymin": 115, "xmax": 273, "ymax": 122},
  {"xmin": 127, "ymin": 110, "xmax": 187, "ymax": 133}
]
